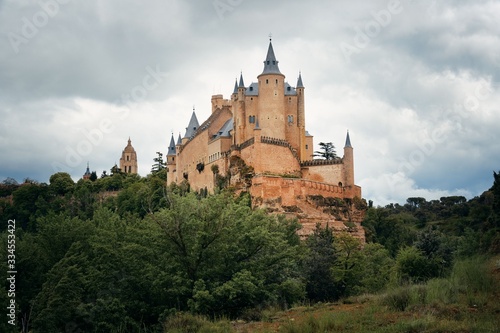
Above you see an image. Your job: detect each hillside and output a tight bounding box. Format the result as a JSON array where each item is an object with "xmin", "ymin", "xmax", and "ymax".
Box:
[{"xmin": 0, "ymin": 170, "xmax": 498, "ymax": 332}]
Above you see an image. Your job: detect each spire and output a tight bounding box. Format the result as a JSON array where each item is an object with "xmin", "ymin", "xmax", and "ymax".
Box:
[
  {"xmin": 297, "ymin": 72, "xmax": 304, "ymax": 88},
  {"xmin": 260, "ymin": 40, "xmax": 282, "ymax": 75},
  {"xmin": 127, "ymin": 137, "xmax": 131, "ymax": 145},
  {"xmin": 233, "ymin": 78, "xmax": 238, "ymax": 94},
  {"xmin": 344, "ymin": 130, "xmax": 352, "ymax": 148},
  {"xmin": 238, "ymin": 72, "xmax": 245, "ymax": 88},
  {"xmin": 167, "ymin": 134, "xmax": 176, "ymax": 156},
  {"xmin": 83, "ymin": 162, "xmax": 91, "ymax": 179},
  {"xmin": 184, "ymin": 109, "xmax": 199, "ymax": 139},
  {"xmin": 176, "ymin": 133, "xmax": 182, "ymax": 145}
]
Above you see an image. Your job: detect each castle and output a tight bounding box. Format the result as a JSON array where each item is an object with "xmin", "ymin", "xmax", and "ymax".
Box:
[{"xmin": 166, "ymin": 40, "xmax": 362, "ymax": 227}]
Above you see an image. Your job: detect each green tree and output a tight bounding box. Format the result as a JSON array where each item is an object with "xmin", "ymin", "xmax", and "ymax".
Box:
[
  {"xmin": 151, "ymin": 151, "xmax": 166, "ymax": 173},
  {"xmin": 393, "ymin": 246, "xmax": 435, "ymax": 284},
  {"xmin": 49, "ymin": 172, "xmax": 75, "ymax": 196},
  {"xmin": 150, "ymin": 191, "xmax": 303, "ymax": 317},
  {"xmin": 302, "ymin": 224, "xmax": 340, "ymax": 301},
  {"xmin": 313, "ymin": 142, "xmax": 337, "ymax": 160},
  {"xmin": 357, "ymin": 243, "xmax": 394, "ymax": 293},
  {"xmin": 331, "ymin": 232, "xmax": 364, "ymax": 297},
  {"xmin": 89, "ymin": 171, "xmax": 98, "ymax": 181}
]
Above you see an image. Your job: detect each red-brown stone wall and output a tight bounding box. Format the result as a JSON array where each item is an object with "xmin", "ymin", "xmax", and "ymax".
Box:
[{"xmin": 240, "ymin": 141, "xmax": 300, "ymax": 176}]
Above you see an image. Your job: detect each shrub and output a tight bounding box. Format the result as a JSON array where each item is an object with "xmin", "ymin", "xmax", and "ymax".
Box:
[{"xmin": 380, "ymin": 286, "xmax": 411, "ymax": 311}]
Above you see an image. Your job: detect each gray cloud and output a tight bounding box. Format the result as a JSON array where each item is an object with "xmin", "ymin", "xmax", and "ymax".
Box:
[{"xmin": 1, "ymin": 0, "xmax": 498, "ymax": 205}]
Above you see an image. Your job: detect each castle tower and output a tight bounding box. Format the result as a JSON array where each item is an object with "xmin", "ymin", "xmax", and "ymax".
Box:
[
  {"xmin": 296, "ymin": 72, "xmax": 307, "ymax": 160},
  {"xmin": 234, "ymin": 73, "xmax": 247, "ymax": 145},
  {"xmin": 256, "ymin": 40, "xmax": 286, "ymax": 140},
  {"xmin": 83, "ymin": 162, "xmax": 91, "ymax": 180},
  {"xmin": 342, "ymin": 131, "xmax": 354, "ymax": 187},
  {"xmin": 119, "ymin": 138, "xmax": 138, "ymax": 174},
  {"xmin": 166, "ymin": 134, "xmax": 177, "ymax": 183}
]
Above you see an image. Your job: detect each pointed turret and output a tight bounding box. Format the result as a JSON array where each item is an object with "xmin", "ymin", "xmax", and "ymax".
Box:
[
  {"xmin": 167, "ymin": 134, "xmax": 176, "ymax": 156},
  {"xmin": 343, "ymin": 130, "xmax": 354, "ymax": 188},
  {"xmin": 260, "ymin": 40, "xmax": 282, "ymax": 75},
  {"xmin": 232, "ymin": 78, "xmax": 238, "ymax": 94},
  {"xmin": 176, "ymin": 133, "xmax": 182, "ymax": 145},
  {"xmin": 184, "ymin": 109, "xmax": 199, "ymax": 139},
  {"xmin": 296, "ymin": 72, "xmax": 304, "ymax": 88},
  {"xmin": 344, "ymin": 130, "xmax": 352, "ymax": 148},
  {"xmin": 238, "ymin": 72, "xmax": 245, "ymax": 88}
]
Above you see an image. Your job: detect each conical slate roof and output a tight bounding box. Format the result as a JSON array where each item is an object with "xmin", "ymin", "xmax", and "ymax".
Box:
[
  {"xmin": 238, "ymin": 73, "xmax": 245, "ymax": 88},
  {"xmin": 184, "ymin": 111, "xmax": 199, "ymax": 139},
  {"xmin": 260, "ymin": 41, "xmax": 282, "ymax": 75},
  {"xmin": 297, "ymin": 72, "xmax": 304, "ymax": 88},
  {"xmin": 345, "ymin": 130, "xmax": 352, "ymax": 148},
  {"xmin": 167, "ymin": 134, "xmax": 176, "ymax": 156}
]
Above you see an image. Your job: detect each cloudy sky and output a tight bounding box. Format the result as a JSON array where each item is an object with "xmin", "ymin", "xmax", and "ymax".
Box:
[{"xmin": 1, "ymin": 0, "xmax": 499, "ymax": 205}]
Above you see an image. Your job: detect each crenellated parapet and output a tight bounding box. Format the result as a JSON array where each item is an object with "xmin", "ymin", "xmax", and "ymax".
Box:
[{"xmin": 301, "ymin": 158, "xmax": 343, "ymax": 166}]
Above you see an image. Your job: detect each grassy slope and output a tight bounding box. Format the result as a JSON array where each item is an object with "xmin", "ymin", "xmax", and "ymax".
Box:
[{"xmin": 230, "ymin": 256, "xmax": 500, "ymax": 333}]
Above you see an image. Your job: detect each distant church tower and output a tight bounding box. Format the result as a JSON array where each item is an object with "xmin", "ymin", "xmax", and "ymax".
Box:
[
  {"xmin": 82, "ymin": 162, "xmax": 91, "ymax": 180},
  {"xmin": 119, "ymin": 138, "xmax": 138, "ymax": 174}
]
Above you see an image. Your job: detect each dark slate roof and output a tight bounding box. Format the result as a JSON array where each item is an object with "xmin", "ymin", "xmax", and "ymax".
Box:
[
  {"xmin": 184, "ymin": 111, "xmax": 199, "ymax": 139},
  {"xmin": 84, "ymin": 162, "xmax": 91, "ymax": 176},
  {"xmin": 246, "ymin": 82, "xmax": 259, "ymax": 96},
  {"xmin": 345, "ymin": 130, "xmax": 352, "ymax": 148},
  {"xmin": 260, "ymin": 41, "xmax": 282, "ymax": 75},
  {"xmin": 212, "ymin": 118, "xmax": 233, "ymax": 139},
  {"xmin": 297, "ymin": 72, "xmax": 304, "ymax": 88},
  {"xmin": 238, "ymin": 73, "xmax": 245, "ymax": 88},
  {"xmin": 232, "ymin": 79, "xmax": 238, "ymax": 94},
  {"xmin": 284, "ymin": 82, "xmax": 297, "ymax": 96},
  {"xmin": 167, "ymin": 134, "xmax": 176, "ymax": 155},
  {"xmin": 177, "ymin": 133, "xmax": 182, "ymax": 145},
  {"xmin": 305, "ymin": 130, "xmax": 313, "ymax": 137}
]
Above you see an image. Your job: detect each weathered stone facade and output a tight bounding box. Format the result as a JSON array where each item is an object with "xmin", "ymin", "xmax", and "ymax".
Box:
[{"xmin": 166, "ymin": 41, "xmax": 364, "ymax": 239}]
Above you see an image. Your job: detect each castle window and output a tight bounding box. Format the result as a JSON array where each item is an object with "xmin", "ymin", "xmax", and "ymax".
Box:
[
  {"xmin": 249, "ymin": 86, "xmax": 253, "ymax": 91},
  {"xmin": 276, "ymin": 79, "xmax": 278, "ymax": 84},
  {"xmin": 306, "ymin": 144, "xmax": 309, "ymax": 150},
  {"xmin": 126, "ymin": 156, "xmax": 129, "ymax": 161},
  {"xmin": 288, "ymin": 115, "xmax": 294, "ymax": 124},
  {"xmin": 266, "ymin": 79, "xmax": 268, "ymax": 84},
  {"xmin": 249, "ymin": 115, "xmax": 255, "ymax": 123}
]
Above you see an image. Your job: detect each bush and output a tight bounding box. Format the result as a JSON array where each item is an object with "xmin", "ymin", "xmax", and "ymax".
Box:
[{"xmin": 380, "ymin": 286, "xmax": 411, "ymax": 311}]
